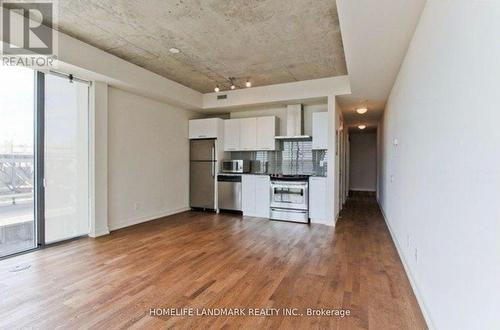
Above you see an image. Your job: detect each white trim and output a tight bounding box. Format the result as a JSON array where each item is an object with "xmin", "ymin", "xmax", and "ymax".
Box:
[
  {"xmin": 91, "ymin": 227, "xmax": 110, "ymax": 237},
  {"xmin": 310, "ymin": 218, "xmax": 335, "ymax": 227},
  {"xmin": 377, "ymin": 200, "xmax": 435, "ymax": 330},
  {"xmin": 109, "ymin": 207, "xmax": 190, "ymax": 231}
]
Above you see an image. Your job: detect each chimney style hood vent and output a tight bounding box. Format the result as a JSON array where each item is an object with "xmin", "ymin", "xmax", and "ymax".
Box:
[{"xmin": 275, "ymin": 104, "xmax": 312, "ymax": 140}]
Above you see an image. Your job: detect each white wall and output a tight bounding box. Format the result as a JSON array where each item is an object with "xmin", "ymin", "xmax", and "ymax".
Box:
[
  {"xmin": 89, "ymin": 81, "xmax": 109, "ymax": 237},
  {"xmin": 379, "ymin": 1, "xmax": 500, "ymax": 329},
  {"xmin": 333, "ymin": 99, "xmax": 343, "ymax": 219},
  {"xmin": 107, "ymin": 87, "xmax": 199, "ymax": 230},
  {"xmin": 203, "ymin": 76, "xmax": 351, "ymax": 109},
  {"xmin": 349, "ymin": 132, "xmax": 377, "ymax": 192}
]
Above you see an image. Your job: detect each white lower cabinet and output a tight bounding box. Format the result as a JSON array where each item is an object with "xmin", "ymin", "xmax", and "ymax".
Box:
[
  {"xmin": 242, "ymin": 175, "xmax": 256, "ymax": 216},
  {"xmin": 242, "ymin": 175, "xmax": 270, "ymax": 218},
  {"xmin": 309, "ymin": 176, "xmax": 327, "ymax": 222},
  {"xmin": 254, "ymin": 175, "xmax": 271, "ymax": 218}
]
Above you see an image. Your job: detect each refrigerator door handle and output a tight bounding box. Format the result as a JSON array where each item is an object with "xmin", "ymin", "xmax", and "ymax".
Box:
[{"xmin": 211, "ymin": 146, "xmax": 216, "ymax": 177}]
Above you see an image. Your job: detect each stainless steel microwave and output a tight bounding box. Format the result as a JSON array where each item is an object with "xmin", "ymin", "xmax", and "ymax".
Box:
[{"xmin": 221, "ymin": 160, "xmax": 250, "ymax": 173}]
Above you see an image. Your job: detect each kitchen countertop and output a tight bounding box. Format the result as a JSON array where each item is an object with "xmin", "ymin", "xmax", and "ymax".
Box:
[{"xmin": 218, "ymin": 172, "xmax": 327, "ymax": 178}]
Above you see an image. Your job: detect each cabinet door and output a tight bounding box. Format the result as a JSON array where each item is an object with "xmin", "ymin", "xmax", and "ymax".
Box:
[
  {"xmin": 312, "ymin": 112, "xmax": 328, "ymax": 150},
  {"xmin": 309, "ymin": 177, "xmax": 327, "ymax": 221},
  {"xmin": 224, "ymin": 119, "xmax": 240, "ymax": 151},
  {"xmin": 241, "ymin": 175, "xmax": 256, "ymax": 216},
  {"xmin": 256, "ymin": 117, "xmax": 277, "ymax": 151},
  {"xmin": 254, "ymin": 175, "xmax": 270, "ymax": 218},
  {"xmin": 189, "ymin": 118, "xmax": 218, "ymax": 139},
  {"xmin": 240, "ymin": 118, "xmax": 257, "ymax": 150}
]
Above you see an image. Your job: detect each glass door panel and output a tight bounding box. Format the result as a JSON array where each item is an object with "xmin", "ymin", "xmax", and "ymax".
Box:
[
  {"xmin": 0, "ymin": 66, "xmax": 36, "ymax": 257},
  {"xmin": 44, "ymin": 74, "xmax": 89, "ymax": 243}
]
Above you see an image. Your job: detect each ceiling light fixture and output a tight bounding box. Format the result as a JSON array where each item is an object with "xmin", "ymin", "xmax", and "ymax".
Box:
[
  {"xmin": 358, "ymin": 125, "xmax": 367, "ymax": 130},
  {"xmin": 245, "ymin": 80, "xmax": 252, "ymax": 88},
  {"xmin": 169, "ymin": 47, "xmax": 180, "ymax": 54},
  {"xmin": 356, "ymin": 107, "xmax": 368, "ymax": 114},
  {"xmin": 229, "ymin": 77, "xmax": 236, "ymax": 90},
  {"xmin": 214, "ymin": 85, "xmax": 220, "ymax": 93}
]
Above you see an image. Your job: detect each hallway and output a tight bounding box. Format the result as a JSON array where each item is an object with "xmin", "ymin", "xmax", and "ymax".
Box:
[{"xmin": 334, "ymin": 196, "xmax": 426, "ymax": 329}]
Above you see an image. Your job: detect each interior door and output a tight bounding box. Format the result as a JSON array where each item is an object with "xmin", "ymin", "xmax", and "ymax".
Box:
[{"xmin": 190, "ymin": 162, "xmax": 215, "ymax": 209}]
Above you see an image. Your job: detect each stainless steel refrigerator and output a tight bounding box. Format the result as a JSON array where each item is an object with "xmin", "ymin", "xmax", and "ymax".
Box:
[{"xmin": 190, "ymin": 139, "xmax": 217, "ymax": 209}]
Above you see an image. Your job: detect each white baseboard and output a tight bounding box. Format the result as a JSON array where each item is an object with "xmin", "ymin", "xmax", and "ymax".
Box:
[
  {"xmin": 90, "ymin": 226, "xmax": 110, "ymax": 237},
  {"xmin": 310, "ymin": 218, "xmax": 335, "ymax": 227},
  {"xmin": 109, "ymin": 206, "xmax": 190, "ymax": 231},
  {"xmin": 377, "ymin": 200, "xmax": 435, "ymax": 330}
]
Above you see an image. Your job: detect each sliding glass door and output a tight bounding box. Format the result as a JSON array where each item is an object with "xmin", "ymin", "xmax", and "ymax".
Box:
[
  {"xmin": 0, "ymin": 66, "xmax": 37, "ymax": 257},
  {"xmin": 0, "ymin": 68, "xmax": 90, "ymax": 257},
  {"xmin": 44, "ymin": 73, "xmax": 89, "ymax": 243}
]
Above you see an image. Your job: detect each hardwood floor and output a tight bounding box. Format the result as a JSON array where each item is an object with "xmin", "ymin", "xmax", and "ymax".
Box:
[{"xmin": 0, "ymin": 198, "xmax": 426, "ymax": 329}]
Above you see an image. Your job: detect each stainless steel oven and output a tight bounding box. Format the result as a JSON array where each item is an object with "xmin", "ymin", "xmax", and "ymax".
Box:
[
  {"xmin": 270, "ymin": 177, "xmax": 309, "ymax": 223},
  {"xmin": 221, "ymin": 160, "xmax": 250, "ymax": 174}
]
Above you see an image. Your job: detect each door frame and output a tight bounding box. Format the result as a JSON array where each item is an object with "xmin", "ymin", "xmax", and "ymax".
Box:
[{"xmin": 35, "ymin": 71, "xmax": 46, "ymax": 248}]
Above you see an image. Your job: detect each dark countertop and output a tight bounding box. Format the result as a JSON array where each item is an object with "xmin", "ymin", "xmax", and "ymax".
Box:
[{"xmin": 218, "ymin": 172, "xmax": 327, "ymax": 178}]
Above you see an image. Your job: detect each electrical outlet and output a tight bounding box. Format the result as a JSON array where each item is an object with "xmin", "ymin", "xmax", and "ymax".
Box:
[
  {"xmin": 414, "ymin": 248, "xmax": 418, "ymax": 263},
  {"xmin": 134, "ymin": 202, "xmax": 140, "ymax": 210},
  {"xmin": 390, "ymin": 175, "xmax": 395, "ymax": 183},
  {"xmin": 407, "ymin": 235, "xmax": 410, "ymax": 249}
]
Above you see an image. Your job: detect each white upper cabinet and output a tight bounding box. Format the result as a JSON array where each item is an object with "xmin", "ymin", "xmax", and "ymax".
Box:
[
  {"xmin": 223, "ymin": 116, "xmax": 277, "ymax": 151},
  {"xmin": 189, "ymin": 118, "xmax": 221, "ymax": 139},
  {"xmin": 312, "ymin": 112, "xmax": 328, "ymax": 150},
  {"xmin": 256, "ymin": 116, "xmax": 277, "ymax": 151},
  {"xmin": 239, "ymin": 118, "xmax": 257, "ymax": 150},
  {"xmin": 224, "ymin": 119, "xmax": 240, "ymax": 151}
]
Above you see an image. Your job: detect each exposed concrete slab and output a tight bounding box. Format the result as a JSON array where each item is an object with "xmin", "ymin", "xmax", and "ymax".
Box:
[{"xmin": 56, "ymin": 0, "xmax": 347, "ymax": 93}]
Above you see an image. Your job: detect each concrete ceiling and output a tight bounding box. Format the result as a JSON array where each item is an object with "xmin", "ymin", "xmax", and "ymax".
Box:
[
  {"xmin": 56, "ymin": 0, "xmax": 347, "ymax": 93},
  {"xmin": 336, "ymin": 0, "xmax": 426, "ymax": 127}
]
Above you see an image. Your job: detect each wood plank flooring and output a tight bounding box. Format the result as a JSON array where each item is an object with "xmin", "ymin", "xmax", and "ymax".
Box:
[{"xmin": 0, "ymin": 198, "xmax": 426, "ymax": 329}]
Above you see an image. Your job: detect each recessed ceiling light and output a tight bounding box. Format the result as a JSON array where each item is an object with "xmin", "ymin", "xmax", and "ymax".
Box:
[
  {"xmin": 358, "ymin": 125, "xmax": 367, "ymax": 130},
  {"xmin": 169, "ymin": 48, "xmax": 180, "ymax": 54},
  {"xmin": 214, "ymin": 86, "xmax": 220, "ymax": 92},
  {"xmin": 245, "ymin": 80, "xmax": 252, "ymax": 88},
  {"xmin": 356, "ymin": 107, "xmax": 368, "ymax": 114}
]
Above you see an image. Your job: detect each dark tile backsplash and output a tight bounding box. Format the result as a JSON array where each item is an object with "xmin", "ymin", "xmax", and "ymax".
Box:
[{"xmin": 230, "ymin": 140, "xmax": 327, "ymax": 176}]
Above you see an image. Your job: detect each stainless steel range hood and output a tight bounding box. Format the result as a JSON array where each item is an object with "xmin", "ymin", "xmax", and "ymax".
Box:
[{"xmin": 275, "ymin": 104, "xmax": 312, "ymax": 140}]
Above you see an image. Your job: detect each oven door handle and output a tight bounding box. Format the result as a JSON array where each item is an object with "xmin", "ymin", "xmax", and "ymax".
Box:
[
  {"xmin": 271, "ymin": 183, "xmax": 308, "ymax": 188},
  {"xmin": 273, "ymin": 188, "xmax": 304, "ymax": 196}
]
